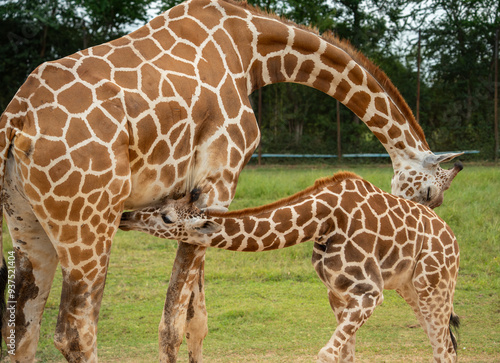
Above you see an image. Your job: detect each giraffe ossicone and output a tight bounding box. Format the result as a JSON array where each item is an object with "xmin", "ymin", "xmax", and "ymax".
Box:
[
  {"xmin": 120, "ymin": 171, "xmax": 461, "ymax": 363},
  {"xmin": 0, "ymin": 0, "xmax": 462, "ymax": 361}
]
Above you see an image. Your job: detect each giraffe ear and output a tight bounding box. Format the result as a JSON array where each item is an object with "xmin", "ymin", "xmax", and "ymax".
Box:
[
  {"xmin": 423, "ymin": 152, "xmax": 463, "ymax": 168},
  {"xmin": 190, "ymin": 219, "xmax": 222, "ymax": 234}
]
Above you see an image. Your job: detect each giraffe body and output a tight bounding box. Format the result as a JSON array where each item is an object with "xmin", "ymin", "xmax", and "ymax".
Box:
[
  {"xmin": 120, "ymin": 171, "xmax": 461, "ymax": 363},
  {"xmin": 0, "ymin": 0, "xmax": 461, "ymax": 361}
]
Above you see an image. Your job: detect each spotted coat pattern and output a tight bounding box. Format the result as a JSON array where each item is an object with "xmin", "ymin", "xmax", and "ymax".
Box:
[
  {"xmin": 0, "ymin": 0, "xmax": 461, "ymax": 361},
  {"xmin": 121, "ymin": 171, "xmax": 460, "ymax": 363}
]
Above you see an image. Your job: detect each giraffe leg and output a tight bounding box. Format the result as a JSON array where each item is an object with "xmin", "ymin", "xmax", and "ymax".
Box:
[
  {"xmin": 52, "ymin": 232, "xmax": 115, "ymax": 362},
  {"xmin": 1, "ymin": 182, "xmax": 58, "ymax": 362},
  {"xmin": 415, "ymin": 287, "xmax": 457, "ymax": 362},
  {"xmin": 317, "ymin": 287, "xmax": 383, "ymax": 363},
  {"xmin": 419, "ymin": 299, "xmax": 456, "ymax": 362},
  {"xmin": 326, "ymin": 291, "xmax": 356, "ymax": 363},
  {"xmin": 49, "ymin": 196, "xmax": 126, "ymax": 361},
  {"xmin": 312, "ymin": 244, "xmax": 358, "ymax": 363},
  {"xmin": 4, "ymin": 228, "xmax": 58, "ymax": 363},
  {"xmin": 410, "ymin": 247, "xmax": 459, "ymax": 363},
  {"xmin": 159, "ymin": 242, "xmax": 207, "ymax": 363},
  {"xmin": 396, "ymin": 285, "xmax": 430, "ymax": 337},
  {"xmin": 185, "ymin": 259, "xmax": 208, "ymax": 363},
  {"xmin": 399, "ymin": 284, "xmax": 457, "ymax": 362}
]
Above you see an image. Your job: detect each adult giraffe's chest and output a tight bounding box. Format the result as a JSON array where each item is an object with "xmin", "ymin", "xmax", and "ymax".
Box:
[
  {"xmin": 124, "ymin": 94, "xmax": 259, "ymax": 209},
  {"xmin": 121, "ymin": 62, "xmax": 259, "ymax": 207}
]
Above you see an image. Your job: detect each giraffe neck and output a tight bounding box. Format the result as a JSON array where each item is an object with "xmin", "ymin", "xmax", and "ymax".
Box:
[
  {"xmin": 177, "ymin": 179, "xmax": 351, "ymax": 251},
  {"xmin": 216, "ymin": 0, "xmax": 430, "ymax": 167},
  {"xmin": 200, "ymin": 204, "xmax": 317, "ymax": 252}
]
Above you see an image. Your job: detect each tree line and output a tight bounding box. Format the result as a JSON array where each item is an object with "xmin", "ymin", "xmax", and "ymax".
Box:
[{"xmin": 1, "ymin": 0, "xmax": 499, "ymax": 160}]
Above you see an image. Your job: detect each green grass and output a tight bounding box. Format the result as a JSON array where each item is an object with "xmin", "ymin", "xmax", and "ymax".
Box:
[{"xmin": 2, "ymin": 164, "xmax": 499, "ymax": 362}]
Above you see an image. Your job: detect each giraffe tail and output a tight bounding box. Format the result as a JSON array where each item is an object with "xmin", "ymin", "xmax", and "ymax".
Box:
[{"xmin": 449, "ymin": 312, "xmax": 460, "ymax": 352}]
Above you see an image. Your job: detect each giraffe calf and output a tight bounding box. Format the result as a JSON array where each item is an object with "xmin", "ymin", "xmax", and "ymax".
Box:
[{"xmin": 120, "ymin": 171, "xmax": 460, "ymax": 363}]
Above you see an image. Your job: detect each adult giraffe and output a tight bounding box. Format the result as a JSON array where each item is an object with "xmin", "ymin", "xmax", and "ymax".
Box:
[{"xmin": 0, "ymin": 0, "xmax": 462, "ymax": 361}]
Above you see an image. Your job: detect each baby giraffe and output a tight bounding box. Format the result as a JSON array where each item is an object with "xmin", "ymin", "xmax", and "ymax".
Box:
[{"xmin": 120, "ymin": 171, "xmax": 460, "ymax": 363}]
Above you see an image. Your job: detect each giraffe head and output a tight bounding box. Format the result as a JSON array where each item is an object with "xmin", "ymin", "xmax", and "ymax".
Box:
[
  {"xmin": 391, "ymin": 152, "xmax": 463, "ymax": 208},
  {"xmin": 120, "ymin": 189, "xmax": 224, "ymax": 240}
]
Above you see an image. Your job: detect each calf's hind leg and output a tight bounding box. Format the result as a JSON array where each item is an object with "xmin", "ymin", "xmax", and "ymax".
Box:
[
  {"xmin": 414, "ymin": 281, "xmax": 457, "ymax": 362},
  {"xmin": 397, "ymin": 285, "xmax": 430, "ymax": 337},
  {"xmin": 412, "ymin": 237, "xmax": 459, "ymax": 362}
]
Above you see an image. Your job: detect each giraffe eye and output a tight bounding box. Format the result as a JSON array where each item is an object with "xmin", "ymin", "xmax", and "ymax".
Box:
[{"xmin": 162, "ymin": 215, "xmax": 174, "ymax": 224}]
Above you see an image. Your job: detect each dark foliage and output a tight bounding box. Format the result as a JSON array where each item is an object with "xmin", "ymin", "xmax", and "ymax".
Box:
[{"xmin": 0, "ymin": 0, "xmax": 498, "ymax": 159}]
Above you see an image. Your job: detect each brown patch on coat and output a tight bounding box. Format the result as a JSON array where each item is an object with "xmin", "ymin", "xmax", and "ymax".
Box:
[{"xmin": 13, "ymin": 249, "xmax": 39, "ymax": 346}]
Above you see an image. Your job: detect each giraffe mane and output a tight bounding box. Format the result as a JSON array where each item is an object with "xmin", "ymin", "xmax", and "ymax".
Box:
[
  {"xmin": 221, "ymin": 0, "xmax": 428, "ymax": 148},
  {"xmin": 206, "ymin": 171, "xmax": 361, "ymax": 218},
  {"xmin": 320, "ymin": 32, "xmax": 428, "ymax": 148}
]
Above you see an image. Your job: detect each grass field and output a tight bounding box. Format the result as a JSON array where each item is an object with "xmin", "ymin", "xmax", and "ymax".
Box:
[{"xmin": 2, "ymin": 163, "xmax": 499, "ymax": 362}]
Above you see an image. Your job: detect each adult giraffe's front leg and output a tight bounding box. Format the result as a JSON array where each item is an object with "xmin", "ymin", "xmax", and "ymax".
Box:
[
  {"xmin": 156, "ymin": 99, "xmax": 259, "ymax": 362},
  {"xmin": 54, "ymin": 265, "xmax": 106, "ymax": 362},
  {"xmin": 52, "ymin": 215, "xmax": 124, "ymax": 362},
  {"xmin": 159, "ymin": 243, "xmax": 207, "ymax": 363}
]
